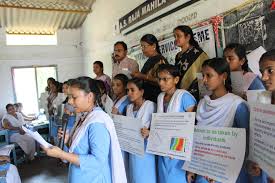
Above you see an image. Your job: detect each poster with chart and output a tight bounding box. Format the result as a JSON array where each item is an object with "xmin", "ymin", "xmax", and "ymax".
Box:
[
  {"xmin": 146, "ymin": 112, "xmax": 195, "ymax": 161},
  {"xmin": 249, "ymin": 103, "xmax": 275, "ymax": 179},
  {"xmin": 183, "ymin": 126, "xmax": 246, "ymax": 183}
]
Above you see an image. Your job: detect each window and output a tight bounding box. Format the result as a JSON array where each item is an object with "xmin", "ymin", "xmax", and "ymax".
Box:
[
  {"xmin": 6, "ymin": 34, "xmax": 57, "ymax": 46},
  {"xmin": 12, "ymin": 66, "xmax": 57, "ymax": 114}
]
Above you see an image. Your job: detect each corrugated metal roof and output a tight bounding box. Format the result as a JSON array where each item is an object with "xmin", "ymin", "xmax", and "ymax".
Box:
[{"xmin": 0, "ymin": 0, "xmax": 94, "ymax": 34}]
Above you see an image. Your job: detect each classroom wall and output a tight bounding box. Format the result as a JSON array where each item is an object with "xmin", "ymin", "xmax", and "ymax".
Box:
[
  {"xmin": 81, "ymin": 0, "xmax": 249, "ymax": 77},
  {"xmin": 0, "ymin": 28, "xmax": 83, "ymax": 117}
]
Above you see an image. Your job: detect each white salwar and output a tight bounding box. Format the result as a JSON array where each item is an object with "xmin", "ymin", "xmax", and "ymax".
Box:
[{"xmin": 2, "ymin": 113, "xmax": 36, "ymax": 159}]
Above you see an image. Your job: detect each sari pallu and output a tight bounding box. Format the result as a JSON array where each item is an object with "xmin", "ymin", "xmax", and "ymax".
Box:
[{"xmin": 175, "ymin": 46, "xmax": 208, "ymax": 101}]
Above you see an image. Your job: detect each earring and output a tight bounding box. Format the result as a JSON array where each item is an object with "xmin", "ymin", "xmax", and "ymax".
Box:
[{"xmin": 224, "ymin": 79, "xmax": 226, "ymax": 85}]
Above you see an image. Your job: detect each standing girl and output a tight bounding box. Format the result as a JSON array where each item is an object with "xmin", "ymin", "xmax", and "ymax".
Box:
[
  {"xmin": 43, "ymin": 77, "xmax": 126, "ymax": 183},
  {"xmin": 195, "ymin": 58, "xmax": 249, "ymax": 183},
  {"xmin": 126, "ymin": 78, "xmax": 157, "ymax": 183},
  {"xmin": 174, "ymin": 25, "xmax": 208, "ymax": 101},
  {"xmin": 224, "ymin": 43, "xmax": 265, "ymax": 92},
  {"xmin": 112, "ymin": 74, "xmax": 130, "ymax": 115},
  {"xmin": 156, "ymin": 64, "xmax": 196, "ymax": 183},
  {"xmin": 248, "ymin": 50, "xmax": 275, "ymax": 183}
]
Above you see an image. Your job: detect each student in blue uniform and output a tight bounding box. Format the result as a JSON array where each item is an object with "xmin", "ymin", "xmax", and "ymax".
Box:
[
  {"xmin": 112, "ymin": 74, "xmax": 130, "ymax": 115},
  {"xmin": 224, "ymin": 43, "xmax": 265, "ymax": 92},
  {"xmin": 247, "ymin": 50, "xmax": 275, "ymax": 183},
  {"xmin": 111, "ymin": 73, "xmax": 131, "ymax": 181},
  {"xmin": 156, "ymin": 64, "xmax": 196, "ymax": 183},
  {"xmin": 126, "ymin": 78, "xmax": 157, "ymax": 183},
  {"xmin": 43, "ymin": 77, "xmax": 126, "ymax": 183},
  {"xmin": 194, "ymin": 58, "xmax": 249, "ymax": 183}
]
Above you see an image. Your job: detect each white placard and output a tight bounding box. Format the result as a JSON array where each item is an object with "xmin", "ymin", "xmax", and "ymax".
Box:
[
  {"xmin": 104, "ymin": 95, "xmax": 114, "ymax": 116},
  {"xmin": 22, "ymin": 126, "xmax": 52, "ymax": 148},
  {"xmin": 183, "ymin": 126, "xmax": 246, "ymax": 183},
  {"xmin": 112, "ymin": 114, "xmax": 144, "ymax": 156},
  {"xmin": 146, "ymin": 112, "xmax": 195, "ymax": 161},
  {"xmin": 249, "ymin": 103, "xmax": 275, "ymax": 179},
  {"xmin": 231, "ymin": 71, "xmax": 245, "ymax": 97},
  {"xmin": 246, "ymin": 90, "xmax": 271, "ymax": 104},
  {"xmin": 247, "ymin": 46, "xmax": 266, "ymax": 76}
]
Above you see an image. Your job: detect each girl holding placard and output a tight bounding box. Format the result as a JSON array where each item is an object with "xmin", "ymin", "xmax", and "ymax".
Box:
[
  {"xmin": 195, "ymin": 58, "xmax": 250, "ymax": 183},
  {"xmin": 126, "ymin": 78, "xmax": 157, "ymax": 183},
  {"xmin": 112, "ymin": 74, "xmax": 130, "ymax": 115},
  {"xmin": 247, "ymin": 50, "xmax": 275, "ymax": 183},
  {"xmin": 156, "ymin": 64, "xmax": 196, "ymax": 183},
  {"xmin": 111, "ymin": 73, "xmax": 131, "ymax": 182}
]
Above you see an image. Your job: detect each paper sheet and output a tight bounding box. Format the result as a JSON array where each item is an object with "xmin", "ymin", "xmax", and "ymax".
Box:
[
  {"xmin": 147, "ymin": 112, "xmax": 195, "ymax": 161},
  {"xmin": 104, "ymin": 95, "xmax": 114, "ymax": 116},
  {"xmin": 249, "ymin": 103, "xmax": 275, "ymax": 179},
  {"xmin": 246, "ymin": 90, "xmax": 271, "ymax": 104},
  {"xmin": 22, "ymin": 126, "xmax": 52, "ymax": 148},
  {"xmin": 183, "ymin": 126, "xmax": 246, "ymax": 183},
  {"xmin": 247, "ymin": 46, "xmax": 266, "ymax": 76},
  {"xmin": 112, "ymin": 115, "xmax": 144, "ymax": 156}
]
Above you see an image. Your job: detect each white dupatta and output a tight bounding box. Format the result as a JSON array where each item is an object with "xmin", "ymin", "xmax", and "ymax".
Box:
[
  {"xmin": 126, "ymin": 100, "xmax": 156, "ymax": 128},
  {"xmin": 1, "ymin": 113, "xmax": 25, "ymax": 127},
  {"xmin": 157, "ymin": 89, "xmax": 194, "ymax": 113},
  {"xmin": 69, "ymin": 108, "xmax": 127, "ymax": 183},
  {"xmin": 196, "ymin": 93, "xmax": 245, "ymax": 127}
]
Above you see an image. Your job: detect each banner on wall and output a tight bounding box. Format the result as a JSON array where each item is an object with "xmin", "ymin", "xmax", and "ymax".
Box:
[
  {"xmin": 119, "ymin": 0, "xmax": 199, "ymax": 34},
  {"xmin": 129, "ymin": 24, "xmax": 216, "ymax": 69}
]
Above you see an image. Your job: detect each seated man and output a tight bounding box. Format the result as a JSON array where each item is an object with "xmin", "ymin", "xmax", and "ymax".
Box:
[
  {"xmin": 0, "ymin": 152, "xmax": 21, "ymax": 183},
  {"xmin": 2, "ymin": 104, "xmax": 36, "ymax": 160}
]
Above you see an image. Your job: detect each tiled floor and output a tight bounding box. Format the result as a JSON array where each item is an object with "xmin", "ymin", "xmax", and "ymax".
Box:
[{"xmin": 18, "ymin": 157, "xmax": 68, "ymax": 183}]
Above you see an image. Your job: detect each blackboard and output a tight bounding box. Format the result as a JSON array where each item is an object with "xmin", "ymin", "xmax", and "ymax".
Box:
[{"xmin": 223, "ymin": 0, "xmax": 275, "ymax": 52}]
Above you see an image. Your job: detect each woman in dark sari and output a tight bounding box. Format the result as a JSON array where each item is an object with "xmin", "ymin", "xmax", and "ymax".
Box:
[
  {"xmin": 131, "ymin": 34, "xmax": 168, "ymax": 102},
  {"xmin": 174, "ymin": 25, "xmax": 208, "ymax": 101}
]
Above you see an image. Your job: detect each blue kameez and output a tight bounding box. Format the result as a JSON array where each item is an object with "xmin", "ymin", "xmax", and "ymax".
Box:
[
  {"xmin": 158, "ymin": 92, "xmax": 196, "ymax": 183},
  {"xmin": 248, "ymin": 76, "xmax": 265, "ymax": 90},
  {"xmin": 68, "ymin": 122, "xmax": 112, "ymax": 183},
  {"xmin": 117, "ymin": 97, "xmax": 130, "ymax": 115}
]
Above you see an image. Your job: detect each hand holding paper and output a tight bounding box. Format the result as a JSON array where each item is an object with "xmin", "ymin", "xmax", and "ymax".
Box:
[{"xmin": 22, "ymin": 126, "xmax": 52, "ymax": 148}]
